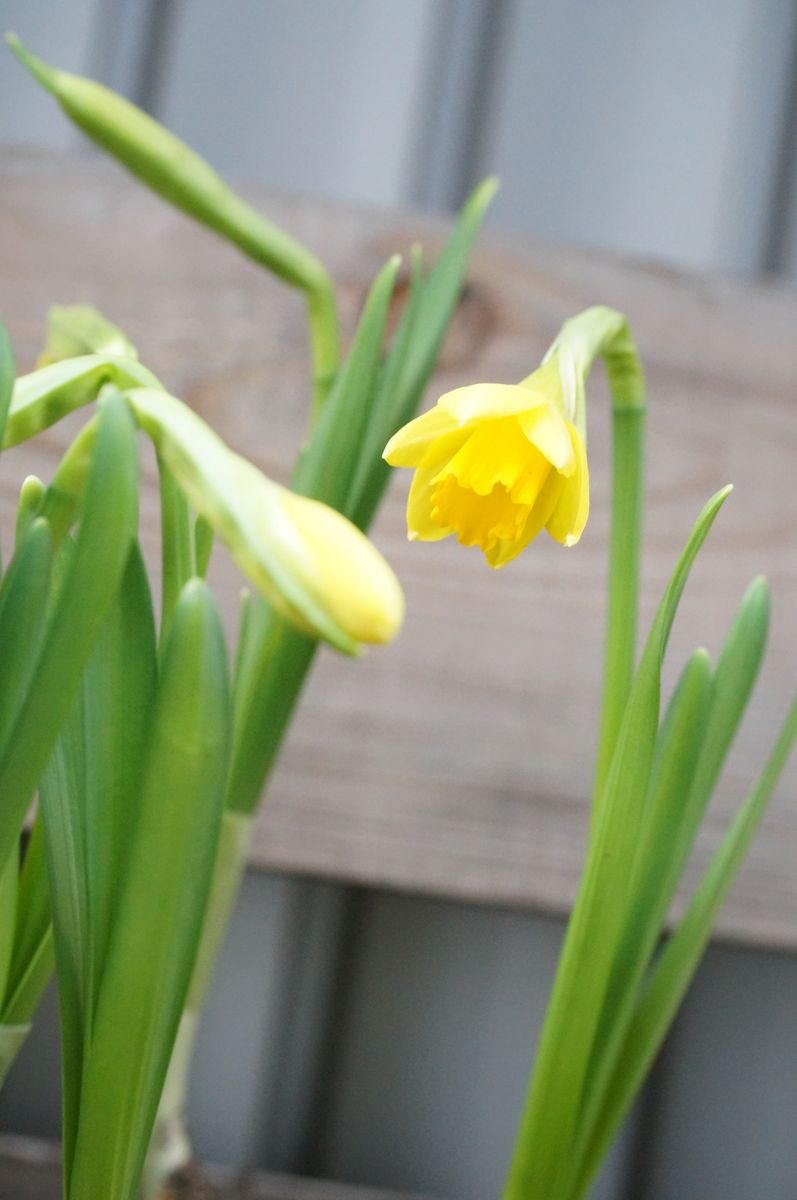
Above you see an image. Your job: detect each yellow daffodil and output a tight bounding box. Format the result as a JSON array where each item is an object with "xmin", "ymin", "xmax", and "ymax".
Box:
[{"xmin": 383, "ymin": 357, "xmax": 588, "ymax": 567}]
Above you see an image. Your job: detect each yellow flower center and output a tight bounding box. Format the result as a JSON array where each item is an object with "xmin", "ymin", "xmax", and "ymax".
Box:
[{"xmin": 429, "ymin": 417, "xmax": 554, "ymax": 552}]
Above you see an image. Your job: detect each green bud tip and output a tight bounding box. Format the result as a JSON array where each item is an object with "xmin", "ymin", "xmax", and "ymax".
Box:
[{"xmin": 5, "ymin": 34, "xmax": 59, "ymax": 94}]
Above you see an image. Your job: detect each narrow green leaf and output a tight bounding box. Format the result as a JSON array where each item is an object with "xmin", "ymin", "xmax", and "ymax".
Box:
[
  {"xmin": 0, "ymin": 853, "xmax": 18, "ymax": 1005},
  {"xmin": 352, "ymin": 176, "xmax": 498, "ymax": 530},
  {"xmin": 0, "ymin": 317, "xmax": 15, "ymax": 449},
  {"xmin": 0, "ymin": 519, "xmax": 54, "ymax": 756},
  {"xmin": 292, "ymin": 255, "xmax": 400, "ymax": 507},
  {"xmin": 3, "ymin": 814, "xmax": 53, "ymax": 1027},
  {"xmin": 568, "ymin": 688, "xmax": 797, "ymax": 1200},
  {"xmin": 228, "ymin": 185, "xmax": 495, "ymax": 816},
  {"xmin": 0, "ymin": 1023, "xmax": 30, "ymax": 1086},
  {"xmin": 157, "ymin": 455, "xmax": 195, "ymax": 646},
  {"xmin": 345, "ymin": 245, "xmax": 426, "ymax": 519},
  {"xmin": 194, "ymin": 515, "xmax": 214, "ymax": 578},
  {"xmin": 67, "ymin": 579, "xmax": 230, "ymax": 1200},
  {"xmin": 40, "ymin": 541, "xmax": 157, "ymax": 1179},
  {"xmin": 0, "ymin": 391, "xmax": 139, "ymax": 871},
  {"xmin": 502, "ymin": 486, "xmax": 731, "ymax": 1200},
  {"xmin": 558, "ymin": 649, "xmax": 713, "ymax": 1200}
]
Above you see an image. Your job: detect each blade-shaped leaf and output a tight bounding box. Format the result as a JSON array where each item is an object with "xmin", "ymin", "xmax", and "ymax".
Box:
[
  {"xmin": 66, "ymin": 579, "xmax": 230, "ymax": 1200},
  {"xmin": 291, "ymin": 255, "xmax": 400, "ymax": 507},
  {"xmin": 502, "ymin": 486, "xmax": 731, "ymax": 1200},
  {"xmin": 351, "ymin": 176, "xmax": 498, "ymax": 530},
  {"xmin": 40, "ymin": 541, "xmax": 157, "ymax": 1179},
  {"xmin": 0, "ymin": 391, "xmax": 139, "ymax": 871},
  {"xmin": 228, "ymin": 185, "xmax": 495, "ymax": 816},
  {"xmin": 572, "ymin": 576, "xmax": 770, "ymax": 1166},
  {"xmin": 566, "ymin": 688, "xmax": 797, "ymax": 1200},
  {"xmin": 0, "ymin": 318, "xmax": 15, "ymax": 450},
  {"xmin": 3, "ymin": 812, "xmax": 54, "ymax": 1026}
]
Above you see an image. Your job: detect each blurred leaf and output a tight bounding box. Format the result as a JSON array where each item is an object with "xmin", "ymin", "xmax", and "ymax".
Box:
[
  {"xmin": 0, "ymin": 318, "xmax": 15, "ymax": 450},
  {"xmin": 351, "ymin": 176, "xmax": 498, "ymax": 530},
  {"xmin": 292, "ymin": 255, "xmax": 400, "ymax": 507},
  {"xmin": 227, "ymin": 183, "xmax": 496, "ymax": 816},
  {"xmin": 503, "ymin": 486, "xmax": 732, "ymax": 1200},
  {"xmin": 3, "ymin": 813, "xmax": 53, "ymax": 1026},
  {"xmin": 38, "ymin": 304, "xmax": 139, "ymax": 365},
  {"xmin": 40, "ymin": 542, "xmax": 157, "ymax": 1180},
  {"xmin": 568, "ymin": 687, "xmax": 797, "ymax": 1200},
  {"xmin": 66, "ymin": 579, "xmax": 230, "ymax": 1200},
  {"xmin": 0, "ymin": 391, "xmax": 139, "ymax": 872}
]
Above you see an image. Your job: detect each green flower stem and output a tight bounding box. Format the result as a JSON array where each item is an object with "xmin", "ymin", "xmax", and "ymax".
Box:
[
  {"xmin": 595, "ymin": 403, "xmax": 645, "ymax": 806},
  {"xmin": 157, "ymin": 456, "xmax": 195, "ymax": 650},
  {"xmin": 6, "ymin": 34, "xmax": 341, "ymax": 414},
  {"xmin": 141, "ymin": 811, "xmax": 252, "ymax": 1197},
  {"xmin": 546, "ymin": 307, "xmax": 646, "ymax": 808}
]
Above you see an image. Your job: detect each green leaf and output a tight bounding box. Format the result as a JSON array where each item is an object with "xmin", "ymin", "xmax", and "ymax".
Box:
[
  {"xmin": 40, "ymin": 542, "xmax": 157, "ymax": 1180},
  {"xmin": 292, "ymin": 255, "xmax": 400, "ymax": 507},
  {"xmin": 502, "ymin": 486, "xmax": 731, "ymax": 1200},
  {"xmin": 558, "ymin": 649, "xmax": 713, "ymax": 1200},
  {"xmin": 3, "ymin": 813, "xmax": 54, "ymax": 1027},
  {"xmin": 0, "ymin": 390, "xmax": 139, "ymax": 872},
  {"xmin": 0, "ymin": 1023, "xmax": 30, "ymax": 1086},
  {"xmin": 351, "ymin": 176, "xmax": 498, "ymax": 530},
  {"xmin": 227, "ymin": 184, "xmax": 495, "ymax": 816},
  {"xmin": 0, "ymin": 317, "xmax": 15, "ymax": 449},
  {"xmin": 66, "ymin": 578, "xmax": 230, "ymax": 1200},
  {"xmin": 0, "ymin": 853, "xmax": 18, "ymax": 1005},
  {"xmin": 157, "ymin": 456, "xmax": 195, "ymax": 646},
  {"xmin": 0, "ymin": 518, "xmax": 54, "ymax": 756},
  {"xmin": 568, "ymin": 687, "xmax": 797, "ymax": 1200}
]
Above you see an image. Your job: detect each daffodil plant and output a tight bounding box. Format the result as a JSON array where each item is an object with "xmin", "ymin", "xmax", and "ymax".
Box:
[
  {"xmin": 386, "ymin": 308, "xmax": 797, "ymax": 1200},
  {"xmin": 7, "ymin": 34, "xmax": 495, "ymax": 1200}
]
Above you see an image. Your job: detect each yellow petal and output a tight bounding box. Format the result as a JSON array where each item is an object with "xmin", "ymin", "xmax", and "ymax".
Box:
[
  {"xmin": 432, "ymin": 476, "xmax": 529, "ymax": 550},
  {"xmin": 407, "ymin": 463, "xmax": 453, "ymax": 541},
  {"xmin": 517, "ymin": 356, "xmax": 565, "ymax": 397},
  {"xmin": 516, "ymin": 406, "xmax": 575, "ymax": 475},
  {"xmin": 546, "ymin": 423, "xmax": 589, "ymax": 547},
  {"xmin": 434, "ymin": 418, "xmax": 550, "ymax": 500},
  {"xmin": 485, "ymin": 470, "xmax": 565, "ymax": 568},
  {"xmin": 437, "ymin": 382, "xmax": 548, "ymax": 424},
  {"xmin": 383, "ymin": 405, "xmax": 460, "ymax": 466},
  {"xmin": 279, "ymin": 491, "xmax": 405, "ymax": 644}
]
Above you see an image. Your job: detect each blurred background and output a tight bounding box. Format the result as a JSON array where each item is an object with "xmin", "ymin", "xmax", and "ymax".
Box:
[
  {"xmin": 4, "ymin": 0, "xmax": 797, "ymax": 279},
  {"xmin": 3, "ymin": 3, "xmax": 797, "ymax": 1200}
]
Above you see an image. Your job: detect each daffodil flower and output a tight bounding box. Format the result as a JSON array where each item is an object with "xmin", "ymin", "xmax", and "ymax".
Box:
[{"xmin": 383, "ymin": 356, "xmax": 588, "ymax": 567}]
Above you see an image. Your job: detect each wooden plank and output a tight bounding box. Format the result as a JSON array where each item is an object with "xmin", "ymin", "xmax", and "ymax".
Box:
[
  {"xmin": 2, "ymin": 151, "xmax": 797, "ymax": 950},
  {"xmin": 0, "ymin": 1135, "xmax": 430, "ymax": 1198}
]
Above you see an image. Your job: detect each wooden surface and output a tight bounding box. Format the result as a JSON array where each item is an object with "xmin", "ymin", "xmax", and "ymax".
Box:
[
  {"xmin": 3, "ymin": 151, "xmax": 797, "ymax": 951},
  {"xmin": 0, "ymin": 1136, "xmax": 429, "ymax": 1199}
]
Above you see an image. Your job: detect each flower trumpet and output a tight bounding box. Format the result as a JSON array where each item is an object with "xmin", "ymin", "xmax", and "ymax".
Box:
[{"xmin": 384, "ymin": 357, "xmax": 588, "ymax": 567}]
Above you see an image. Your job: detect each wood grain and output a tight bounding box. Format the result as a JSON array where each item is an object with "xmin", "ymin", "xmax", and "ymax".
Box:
[
  {"xmin": 0, "ymin": 1135, "xmax": 430, "ymax": 1199},
  {"xmin": 2, "ymin": 151, "xmax": 797, "ymax": 950}
]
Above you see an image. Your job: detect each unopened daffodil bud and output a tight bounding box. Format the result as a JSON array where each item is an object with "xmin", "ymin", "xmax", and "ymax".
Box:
[
  {"xmin": 384, "ymin": 356, "xmax": 588, "ymax": 567},
  {"xmin": 126, "ymin": 387, "xmax": 404, "ymax": 654}
]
